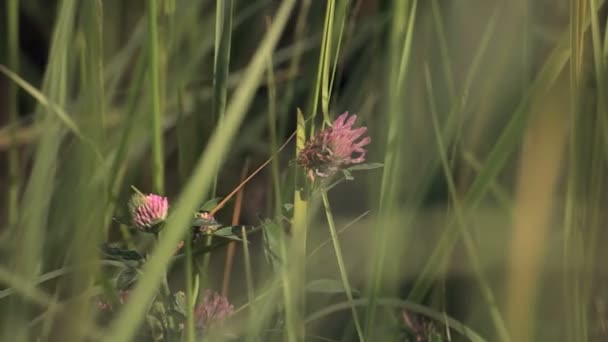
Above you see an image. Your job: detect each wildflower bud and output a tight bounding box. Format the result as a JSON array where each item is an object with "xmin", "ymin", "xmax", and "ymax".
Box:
[
  {"xmin": 194, "ymin": 289, "xmax": 234, "ymax": 330},
  {"xmin": 129, "ymin": 192, "xmax": 168, "ymax": 231},
  {"xmin": 297, "ymin": 111, "xmax": 371, "ymax": 181}
]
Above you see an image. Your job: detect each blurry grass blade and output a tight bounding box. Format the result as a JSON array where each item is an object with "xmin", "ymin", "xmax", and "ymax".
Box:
[
  {"xmin": 308, "ymin": 0, "xmax": 333, "ymax": 131},
  {"xmin": 0, "ymin": 260, "xmax": 123, "ymax": 301},
  {"xmin": 396, "ymin": 0, "xmax": 417, "ymax": 90},
  {"xmin": 306, "ymin": 278, "xmax": 360, "ymax": 296},
  {"xmin": 430, "ymin": 0, "xmax": 455, "ymax": 103},
  {"xmin": 327, "ymin": 0, "xmax": 349, "ymax": 100},
  {"xmin": 184, "ymin": 231, "xmax": 195, "ymax": 342},
  {"xmin": 308, "ymin": 210, "xmax": 369, "ymax": 258},
  {"xmin": 321, "ymin": 191, "xmax": 365, "ymax": 341},
  {"xmin": 281, "ymin": 0, "xmax": 311, "ymax": 139},
  {"xmin": 286, "ymin": 107, "xmax": 309, "ymax": 341},
  {"xmin": 461, "ymin": 152, "xmax": 511, "ymax": 210},
  {"xmin": 241, "ymin": 226, "xmax": 255, "ymax": 304},
  {"xmin": 321, "ymin": 0, "xmax": 335, "ymax": 124},
  {"xmin": 0, "ymin": 266, "xmax": 57, "ymax": 308},
  {"xmin": 366, "ymin": 1, "xmax": 416, "ymax": 338},
  {"xmin": 0, "ymin": 65, "xmax": 85, "ymax": 142},
  {"xmin": 265, "ymin": 30, "xmax": 282, "ymax": 216},
  {"xmin": 103, "ymin": 56, "xmax": 146, "ymax": 233},
  {"xmin": 221, "ymin": 162, "xmax": 248, "ymax": 296},
  {"xmin": 211, "ymin": 0, "xmax": 234, "ymax": 197},
  {"xmin": 6, "ymin": 0, "xmax": 20, "ymax": 228}
]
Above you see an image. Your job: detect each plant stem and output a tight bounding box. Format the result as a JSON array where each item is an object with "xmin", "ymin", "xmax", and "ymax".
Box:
[
  {"xmin": 309, "ymin": 0, "xmax": 335, "ymax": 134},
  {"xmin": 291, "ymin": 109, "xmax": 308, "ymax": 340},
  {"xmin": 242, "ymin": 226, "xmax": 255, "ymax": 303},
  {"xmin": 147, "ymin": 0, "xmax": 164, "ymax": 194},
  {"xmin": 185, "ymin": 232, "xmax": 195, "ymax": 342},
  {"xmin": 211, "ymin": 0, "xmax": 234, "ymax": 197},
  {"xmin": 321, "ymin": 191, "xmax": 365, "ymax": 341},
  {"xmin": 6, "ymin": 0, "xmax": 20, "ymax": 230},
  {"xmin": 265, "ymin": 32, "xmax": 282, "ymax": 216},
  {"xmin": 222, "ymin": 161, "xmax": 248, "ymax": 295},
  {"xmin": 366, "ymin": 1, "xmax": 416, "ymax": 338}
]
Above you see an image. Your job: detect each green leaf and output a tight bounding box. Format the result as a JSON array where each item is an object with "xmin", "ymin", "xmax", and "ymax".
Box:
[
  {"xmin": 342, "ymin": 169, "xmax": 354, "ymax": 181},
  {"xmin": 190, "ymin": 215, "xmax": 221, "ymax": 230},
  {"xmin": 199, "ymin": 197, "xmax": 222, "ymax": 211},
  {"xmin": 101, "ymin": 244, "xmax": 144, "ymax": 262},
  {"xmin": 210, "ymin": 225, "xmax": 252, "ymax": 241},
  {"xmin": 306, "ymin": 278, "xmax": 360, "ymax": 296},
  {"xmin": 116, "ymin": 267, "xmax": 139, "ymax": 291},
  {"xmin": 172, "ymin": 291, "xmax": 187, "ymax": 317},
  {"xmin": 347, "ymin": 163, "xmax": 384, "ymax": 171},
  {"xmin": 283, "ymin": 203, "xmax": 294, "ymax": 212},
  {"xmin": 212, "ymin": 226, "xmax": 236, "ymax": 236}
]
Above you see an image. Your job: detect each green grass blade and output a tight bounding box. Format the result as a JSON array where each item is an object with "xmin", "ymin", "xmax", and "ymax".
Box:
[
  {"xmin": 287, "ymin": 108, "xmax": 308, "ymax": 341},
  {"xmin": 365, "ymin": 1, "xmax": 414, "ymax": 338},
  {"xmin": 0, "ymin": 65, "xmax": 86, "ymax": 144},
  {"xmin": 321, "ymin": 191, "xmax": 365, "ymax": 341},
  {"xmin": 6, "ymin": 0, "xmax": 20, "ymax": 229},
  {"xmin": 211, "ymin": 0, "xmax": 234, "ymax": 197},
  {"xmin": 429, "ymin": 0, "xmax": 455, "ymax": 103},
  {"xmin": 309, "ymin": 0, "xmax": 337, "ymax": 133},
  {"xmin": 266, "ymin": 42, "xmax": 282, "ymax": 216}
]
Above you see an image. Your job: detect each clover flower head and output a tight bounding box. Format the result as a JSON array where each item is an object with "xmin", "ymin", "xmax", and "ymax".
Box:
[
  {"xmin": 194, "ymin": 289, "xmax": 234, "ymax": 330},
  {"xmin": 129, "ymin": 192, "xmax": 168, "ymax": 231},
  {"xmin": 297, "ymin": 111, "xmax": 371, "ymax": 180}
]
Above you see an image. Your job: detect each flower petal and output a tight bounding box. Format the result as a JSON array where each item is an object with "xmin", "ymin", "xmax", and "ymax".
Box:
[
  {"xmin": 343, "ymin": 113, "xmax": 358, "ymax": 128},
  {"xmin": 333, "ymin": 111, "xmax": 349, "ymax": 128}
]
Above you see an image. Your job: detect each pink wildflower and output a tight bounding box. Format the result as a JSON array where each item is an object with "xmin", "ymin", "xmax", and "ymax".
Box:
[
  {"xmin": 129, "ymin": 192, "xmax": 168, "ymax": 231},
  {"xmin": 297, "ymin": 112, "xmax": 371, "ymax": 181},
  {"xmin": 194, "ymin": 289, "xmax": 234, "ymax": 330}
]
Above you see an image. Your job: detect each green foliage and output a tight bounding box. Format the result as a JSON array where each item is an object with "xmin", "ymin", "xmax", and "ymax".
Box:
[{"xmin": 101, "ymin": 245, "xmax": 145, "ymax": 262}]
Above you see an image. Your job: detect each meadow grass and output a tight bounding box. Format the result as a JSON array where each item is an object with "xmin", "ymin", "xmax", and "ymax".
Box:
[{"xmin": 1, "ymin": 1, "xmax": 608, "ymax": 341}]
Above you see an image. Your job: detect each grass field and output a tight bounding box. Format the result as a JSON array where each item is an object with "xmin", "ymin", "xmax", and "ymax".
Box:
[{"xmin": 1, "ymin": 0, "xmax": 607, "ymax": 341}]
